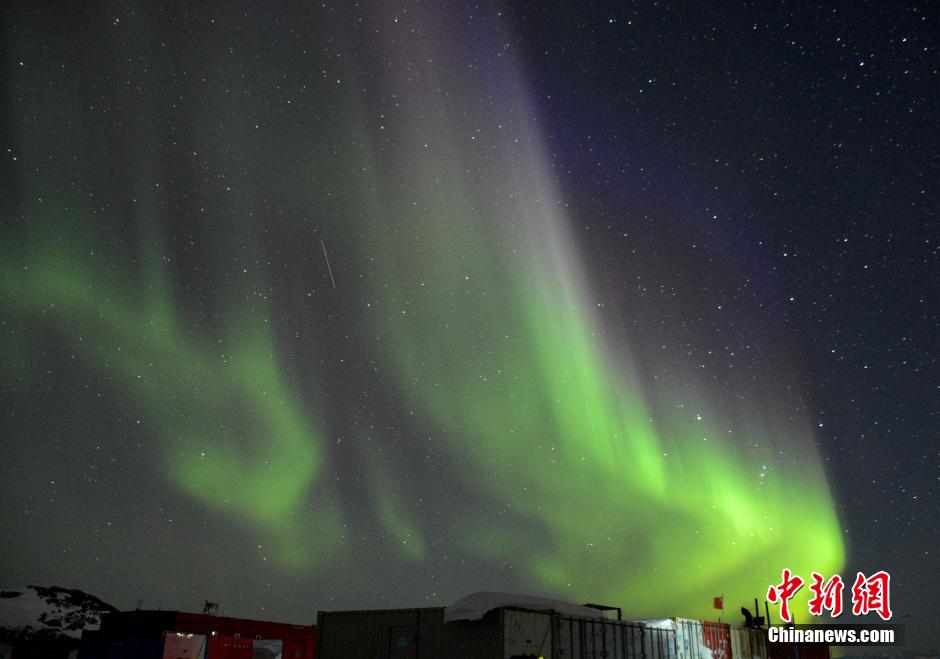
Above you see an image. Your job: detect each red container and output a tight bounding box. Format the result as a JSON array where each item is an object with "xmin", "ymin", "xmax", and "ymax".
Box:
[
  {"xmin": 161, "ymin": 632, "xmax": 209, "ymax": 659},
  {"xmin": 282, "ymin": 636, "xmax": 316, "ymax": 659},
  {"xmin": 206, "ymin": 635, "xmax": 252, "ymax": 659},
  {"xmin": 702, "ymin": 621, "xmax": 732, "ymax": 659},
  {"xmin": 97, "ymin": 611, "xmax": 316, "ymax": 659}
]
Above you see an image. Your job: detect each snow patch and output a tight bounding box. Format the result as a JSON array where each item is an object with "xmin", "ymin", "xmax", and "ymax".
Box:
[{"xmin": 0, "ymin": 586, "xmax": 117, "ymax": 639}]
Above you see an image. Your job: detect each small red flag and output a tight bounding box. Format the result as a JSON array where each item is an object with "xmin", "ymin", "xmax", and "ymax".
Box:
[{"xmin": 713, "ymin": 596, "xmax": 724, "ymax": 610}]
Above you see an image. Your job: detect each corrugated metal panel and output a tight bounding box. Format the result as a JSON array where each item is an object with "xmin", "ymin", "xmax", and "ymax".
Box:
[
  {"xmin": 440, "ymin": 613, "xmax": 502, "ymax": 658},
  {"xmin": 729, "ymin": 627, "xmax": 767, "ymax": 659},
  {"xmin": 318, "ymin": 608, "xmax": 425, "ymax": 658},
  {"xmin": 556, "ymin": 615, "xmax": 572, "ymax": 657},
  {"xmin": 316, "ymin": 607, "xmax": 489, "ymax": 659},
  {"xmin": 316, "ymin": 607, "xmax": 539, "ymax": 659},
  {"xmin": 553, "ymin": 616, "xmax": 675, "ymax": 659},
  {"xmin": 702, "ymin": 622, "xmax": 731, "ymax": 659},
  {"xmin": 643, "ymin": 622, "xmax": 677, "ymax": 659},
  {"xmin": 676, "ymin": 618, "xmax": 730, "ymax": 659},
  {"xmin": 590, "ymin": 618, "xmax": 605, "ymax": 657},
  {"xmin": 503, "ymin": 609, "xmax": 552, "ymax": 658},
  {"xmin": 618, "ymin": 620, "xmax": 647, "ymax": 659},
  {"xmin": 676, "ymin": 619, "xmax": 699, "ymax": 659},
  {"xmin": 318, "ymin": 607, "xmax": 686, "ymax": 659}
]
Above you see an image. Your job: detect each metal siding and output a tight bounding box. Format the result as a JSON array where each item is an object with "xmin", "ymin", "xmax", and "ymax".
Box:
[
  {"xmin": 610, "ymin": 620, "xmax": 621, "ymax": 657},
  {"xmin": 593, "ymin": 619, "xmax": 605, "ymax": 657},
  {"xmin": 751, "ymin": 629, "xmax": 768, "ymax": 659},
  {"xmin": 623, "ymin": 623, "xmax": 646, "ymax": 659},
  {"xmin": 555, "ymin": 616, "xmax": 570, "ymax": 658},
  {"xmin": 317, "ymin": 608, "xmax": 689, "ymax": 659},
  {"xmin": 551, "ymin": 617, "xmax": 676, "ymax": 659},
  {"xmin": 676, "ymin": 619, "xmax": 711, "ymax": 659},
  {"xmin": 593, "ymin": 619, "xmax": 604, "ymax": 656},
  {"xmin": 560, "ymin": 614, "xmax": 580, "ymax": 659},
  {"xmin": 729, "ymin": 628, "xmax": 745, "ymax": 659},
  {"xmin": 730, "ymin": 627, "xmax": 744, "ymax": 659},
  {"xmin": 415, "ymin": 608, "xmax": 441, "ymax": 659},
  {"xmin": 588, "ymin": 619, "xmax": 601, "ymax": 657},
  {"xmin": 317, "ymin": 609, "xmax": 429, "ymax": 659},
  {"xmin": 317, "ymin": 607, "xmax": 504, "ymax": 659},
  {"xmin": 702, "ymin": 622, "xmax": 731, "ymax": 659},
  {"xmin": 674, "ymin": 621, "xmax": 688, "ymax": 659},
  {"xmin": 729, "ymin": 627, "xmax": 767, "ymax": 659},
  {"xmin": 581, "ymin": 618, "xmax": 594, "ymax": 657},
  {"xmin": 647, "ymin": 623, "xmax": 676, "ymax": 659},
  {"xmin": 607, "ymin": 621, "xmax": 623, "ymax": 659},
  {"xmin": 442, "ymin": 613, "xmax": 502, "ymax": 659},
  {"xmin": 502, "ymin": 609, "xmax": 553, "ymax": 658}
]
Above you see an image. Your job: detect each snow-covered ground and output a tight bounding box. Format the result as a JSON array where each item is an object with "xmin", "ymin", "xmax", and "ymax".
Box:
[{"xmin": 0, "ymin": 586, "xmax": 116, "ymax": 639}]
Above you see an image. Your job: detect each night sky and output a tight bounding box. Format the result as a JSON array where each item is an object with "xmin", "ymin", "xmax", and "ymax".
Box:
[{"xmin": 1, "ymin": 0, "xmax": 936, "ymax": 653}]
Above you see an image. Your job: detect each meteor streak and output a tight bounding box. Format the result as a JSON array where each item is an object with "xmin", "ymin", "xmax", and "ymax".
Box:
[{"xmin": 320, "ymin": 238, "xmax": 336, "ymax": 290}]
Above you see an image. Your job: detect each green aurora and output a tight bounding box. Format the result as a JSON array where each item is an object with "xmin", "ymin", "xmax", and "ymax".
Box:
[{"xmin": 1, "ymin": 1, "xmax": 843, "ymax": 620}]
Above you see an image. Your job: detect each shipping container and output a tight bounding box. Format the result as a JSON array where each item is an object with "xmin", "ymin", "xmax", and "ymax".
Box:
[
  {"xmin": 766, "ymin": 635, "xmax": 829, "ymax": 659},
  {"xmin": 206, "ymin": 635, "xmax": 252, "ymax": 659},
  {"xmin": 100, "ymin": 611, "xmax": 314, "ymax": 647},
  {"xmin": 674, "ymin": 618, "xmax": 733, "ymax": 659},
  {"xmin": 316, "ymin": 606, "xmax": 677, "ymax": 659},
  {"xmin": 84, "ymin": 633, "xmax": 162, "ymax": 659},
  {"xmin": 82, "ymin": 611, "xmax": 314, "ymax": 659},
  {"xmin": 282, "ymin": 636, "xmax": 315, "ymax": 659},
  {"xmin": 729, "ymin": 626, "xmax": 768, "ymax": 659},
  {"xmin": 251, "ymin": 639, "xmax": 282, "ymax": 659},
  {"xmin": 161, "ymin": 632, "xmax": 208, "ymax": 659},
  {"xmin": 555, "ymin": 615, "xmax": 676, "ymax": 659},
  {"xmin": 674, "ymin": 619, "xmax": 824, "ymax": 659}
]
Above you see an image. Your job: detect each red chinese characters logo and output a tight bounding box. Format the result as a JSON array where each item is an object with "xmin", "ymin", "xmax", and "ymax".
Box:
[
  {"xmin": 767, "ymin": 568, "xmax": 804, "ymax": 623},
  {"xmin": 808, "ymin": 572, "xmax": 844, "ymax": 617},
  {"xmin": 767, "ymin": 569, "xmax": 893, "ymax": 622},
  {"xmin": 851, "ymin": 571, "xmax": 892, "ymax": 621}
]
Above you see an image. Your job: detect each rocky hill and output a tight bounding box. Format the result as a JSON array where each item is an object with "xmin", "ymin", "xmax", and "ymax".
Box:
[{"xmin": 0, "ymin": 585, "xmax": 117, "ymax": 641}]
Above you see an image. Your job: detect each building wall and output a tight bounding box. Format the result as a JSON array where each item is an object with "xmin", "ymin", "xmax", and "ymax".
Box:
[
  {"xmin": 315, "ymin": 606, "xmax": 819, "ymax": 659},
  {"xmin": 316, "ymin": 608, "xmax": 503, "ymax": 659},
  {"xmin": 316, "ymin": 607, "xmax": 685, "ymax": 659}
]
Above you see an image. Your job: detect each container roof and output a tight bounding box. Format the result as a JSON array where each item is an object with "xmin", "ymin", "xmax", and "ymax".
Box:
[{"xmin": 443, "ymin": 591, "xmax": 606, "ymax": 623}]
